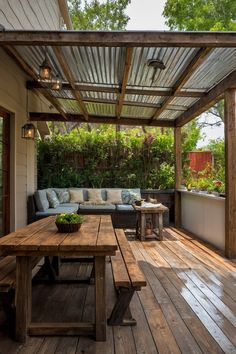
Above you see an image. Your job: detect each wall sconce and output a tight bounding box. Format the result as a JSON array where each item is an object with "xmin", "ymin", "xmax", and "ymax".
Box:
[{"xmin": 21, "ymin": 123, "xmax": 36, "ymax": 139}]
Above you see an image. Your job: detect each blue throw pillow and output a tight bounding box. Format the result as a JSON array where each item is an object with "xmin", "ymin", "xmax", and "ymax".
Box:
[{"xmin": 46, "ymin": 190, "xmax": 60, "ymax": 208}]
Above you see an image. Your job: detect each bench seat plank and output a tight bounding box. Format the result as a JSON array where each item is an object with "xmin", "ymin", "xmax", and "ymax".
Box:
[
  {"xmin": 110, "ymin": 250, "xmax": 130, "ymax": 289},
  {"xmin": 115, "ymin": 229, "xmax": 146, "ymax": 288}
]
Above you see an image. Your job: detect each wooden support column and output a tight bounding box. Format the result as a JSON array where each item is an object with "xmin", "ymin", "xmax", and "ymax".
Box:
[
  {"xmin": 174, "ymin": 127, "xmax": 182, "ymax": 227},
  {"xmin": 225, "ymin": 89, "xmax": 236, "ymax": 258}
]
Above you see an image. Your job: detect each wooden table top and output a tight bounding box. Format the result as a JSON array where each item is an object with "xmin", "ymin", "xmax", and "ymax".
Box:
[
  {"xmin": 133, "ymin": 203, "xmax": 168, "ymax": 213},
  {"xmin": 0, "ymin": 215, "xmax": 118, "ymax": 256}
]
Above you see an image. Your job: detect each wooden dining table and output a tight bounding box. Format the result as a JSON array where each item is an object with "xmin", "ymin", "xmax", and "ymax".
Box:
[{"xmin": 0, "ymin": 215, "xmax": 118, "ymax": 342}]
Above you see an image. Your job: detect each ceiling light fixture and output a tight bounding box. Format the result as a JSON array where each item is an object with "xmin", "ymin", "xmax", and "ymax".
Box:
[
  {"xmin": 38, "ymin": 48, "xmax": 62, "ymax": 91},
  {"xmin": 147, "ymin": 58, "xmax": 166, "ymax": 70}
]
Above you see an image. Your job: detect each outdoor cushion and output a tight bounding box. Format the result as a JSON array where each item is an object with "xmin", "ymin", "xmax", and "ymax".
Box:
[
  {"xmin": 79, "ymin": 204, "xmax": 116, "ymax": 211},
  {"xmin": 106, "ymin": 189, "xmax": 123, "ymax": 204},
  {"xmin": 69, "ymin": 189, "xmax": 84, "ymax": 203},
  {"xmin": 60, "ymin": 203, "xmax": 79, "ymax": 208},
  {"xmin": 116, "ymin": 204, "xmax": 135, "ymax": 212},
  {"xmin": 87, "ymin": 189, "xmax": 105, "ymax": 204},
  {"xmin": 46, "ymin": 190, "xmax": 60, "ymax": 208},
  {"xmin": 34, "ymin": 189, "xmax": 49, "ymax": 211},
  {"xmin": 122, "ymin": 189, "xmax": 141, "ymax": 204},
  {"xmin": 56, "ymin": 190, "xmax": 70, "ymax": 203},
  {"xmin": 36, "ymin": 205, "xmax": 78, "ymax": 216},
  {"xmin": 84, "ymin": 188, "xmax": 106, "ymax": 201}
]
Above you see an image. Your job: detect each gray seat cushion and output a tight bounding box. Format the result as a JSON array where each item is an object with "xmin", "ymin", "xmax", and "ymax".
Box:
[
  {"xmin": 36, "ymin": 205, "xmax": 78, "ymax": 216},
  {"xmin": 34, "ymin": 189, "xmax": 49, "ymax": 212},
  {"xmin": 116, "ymin": 204, "xmax": 135, "ymax": 212},
  {"xmin": 79, "ymin": 204, "xmax": 116, "ymax": 211}
]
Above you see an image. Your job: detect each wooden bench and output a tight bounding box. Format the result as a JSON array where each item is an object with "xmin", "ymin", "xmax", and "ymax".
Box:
[
  {"xmin": 108, "ymin": 229, "xmax": 146, "ymax": 326},
  {"xmin": 0, "ymin": 256, "xmax": 44, "ymax": 333}
]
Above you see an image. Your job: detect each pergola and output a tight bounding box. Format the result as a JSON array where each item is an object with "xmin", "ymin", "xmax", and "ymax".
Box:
[{"xmin": 0, "ymin": 30, "xmax": 236, "ymax": 257}]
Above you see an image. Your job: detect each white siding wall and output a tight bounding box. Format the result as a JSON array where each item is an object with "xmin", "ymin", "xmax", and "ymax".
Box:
[
  {"xmin": 0, "ymin": 48, "xmax": 35, "ymax": 228},
  {"xmin": 0, "ymin": 0, "xmax": 62, "ymax": 30}
]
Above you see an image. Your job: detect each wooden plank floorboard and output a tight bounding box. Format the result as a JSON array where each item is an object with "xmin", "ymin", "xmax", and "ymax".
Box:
[
  {"xmin": 0, "ymin": 228, "xmax": 236, "ymax": 353},
  {"xmin": 150, "ymin": 242, "xmax": 236, "ymax": 352}
]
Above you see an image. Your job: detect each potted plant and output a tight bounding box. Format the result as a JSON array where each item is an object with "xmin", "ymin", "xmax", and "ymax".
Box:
[{"xmin": 55, "ymin": 213, "xmax": 84, "ymax": 233}]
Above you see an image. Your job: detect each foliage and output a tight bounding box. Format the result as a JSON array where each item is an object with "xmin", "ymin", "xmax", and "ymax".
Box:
[
  {"xmin": 163, "ymin": 0, "xmax": 235, "ymax": 125},
  {"xmin": 68, "ymin": 0, "xmax": 131, "ymax": 30},
  {"xmin": 37, "ymin": 126, "xmax": 200, "ymax": 190},
  {"xmin": 55, "ymin": 213, "xmax": 84, "ymax": 224},
  {"xmin": 163, "ymin": 0, "xmax": 236, "ymax": 31}
]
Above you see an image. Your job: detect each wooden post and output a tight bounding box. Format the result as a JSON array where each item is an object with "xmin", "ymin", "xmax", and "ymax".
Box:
[
  {"xmin": 225, "ymin": 89, "xmax": 236, "ymax": 258},
  {"xmin": 15, "ymin": 256, "xmax": 32, "ymax": 342},
  {"xmin": 95, "ymin": 256, "xmax": 106, "ymax": 341},
  {"xmin": 174, "ymin": 127, "xmax": 182, "ymax": 227}
]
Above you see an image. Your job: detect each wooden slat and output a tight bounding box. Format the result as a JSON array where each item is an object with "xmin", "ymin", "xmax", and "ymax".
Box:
[
  {"xmin": 115, "ymin": 229, "xmax": 146, "ymax": 288},
  {"xmin": 151, "ymin": 48, "xmax": 211, "ymax": 121},
  {"xmin": 53, "ymin": 46, "xmax": 89, "ymax": 120},
  {"xmin": 97, "ymin": 216, "xmax": 117, "ymax": 251},
  {"xmin": 111, "ymin": 249, "xmax": 131, "ymax": 288},
  {"xmin": 176, "ymin": 69, "xmax": 236, "ymax": 127},
  {"xmin": 116, "ymin": 47, "xmax": 133, "ymax": 119},
  {"xmin": 29, "ymin": 322, "xmax": 94, "ymax": 336}
]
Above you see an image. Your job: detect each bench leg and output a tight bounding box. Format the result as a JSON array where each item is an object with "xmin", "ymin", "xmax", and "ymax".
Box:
[
  {"xmin": 107, "ymin": 287, "xmax": 136, "ymax": 326},
  {"xmin": 1, "ymin": 289, "xmax": 16, "ymax": 337}
]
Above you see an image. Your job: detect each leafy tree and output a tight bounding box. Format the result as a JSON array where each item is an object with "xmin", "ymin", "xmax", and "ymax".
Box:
[
  {"xmin": 163, "ymin": 0, "xmax": 236, "ymax": 124},
  {"xmin": 68, "ymin": 0, "xmax": 131, "ymax": 30},
  {"xmin": 163, "ymin": 0, "xmax": 236, "ymax": 31}
]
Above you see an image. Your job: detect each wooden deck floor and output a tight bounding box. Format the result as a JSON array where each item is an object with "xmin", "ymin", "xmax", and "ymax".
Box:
[{"xmin": 0, "ymin": 227, "xmax": 236, "ymax": 354}]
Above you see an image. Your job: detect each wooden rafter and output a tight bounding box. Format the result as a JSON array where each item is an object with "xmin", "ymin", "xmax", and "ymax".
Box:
[
  {"xmin": 26, "ymin": 81, "xmax": 204, "ymax": 98},
  {"xmin": 150, "ymin": 47, "xmax": 212, "ymax": 122},
  {"xmin": 29, "ymin": 112, "xmax": 175, "ymax": 127},
  {"xmin": 1, "ymin": 30, "xmax": 236, "ymax": 47},
  {"xmin": 176, "ymin": 68, "xmax": 236, "ymax": 127},
  {"xmin": 53, "ymin": 46, "xmax": 89, "ymax": 121},
  {"xmin": 3, "ymin": 45, "xmax": 67, "ymax": 118},
  {"xmin": 116, "ymin": 48, "xmax": 133, "ymax": 119}
]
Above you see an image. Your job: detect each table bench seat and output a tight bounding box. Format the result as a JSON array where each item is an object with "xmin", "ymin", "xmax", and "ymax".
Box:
[{"xmin": 108, "ymin": 229, "xmax": 146, "ymax": 326}]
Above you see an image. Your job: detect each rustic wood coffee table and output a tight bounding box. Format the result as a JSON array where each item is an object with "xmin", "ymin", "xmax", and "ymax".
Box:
[{"xmin": 133, "ymin": 203, "xmax": 168, "ymax": 241}]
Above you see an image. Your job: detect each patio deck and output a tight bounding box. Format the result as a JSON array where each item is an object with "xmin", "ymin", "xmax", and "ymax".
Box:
[{"xmin": 0, "ymin": 228, "xmax": 235, "ymax": 354}]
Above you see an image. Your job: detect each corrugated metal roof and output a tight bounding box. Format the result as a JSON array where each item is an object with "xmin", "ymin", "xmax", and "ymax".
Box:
[{"xmin": 3, "ymin": 30, "xmax": 236, "ymax": 126}]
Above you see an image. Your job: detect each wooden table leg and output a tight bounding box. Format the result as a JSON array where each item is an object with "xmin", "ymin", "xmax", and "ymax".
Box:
[
  {"xmin": 95, "ymin": 256, "xmax": 106, "ymax": 341},
  {"xmin": 140, "ymin": 213, "xmax": 146, "ymax": 241},
  {"xmin": 15, "ymin": 256, "xmax": 32, "ymax": 342},
  {"xmin": 158, "ymin": 213, "xmax": 164, "ymax": 240}
]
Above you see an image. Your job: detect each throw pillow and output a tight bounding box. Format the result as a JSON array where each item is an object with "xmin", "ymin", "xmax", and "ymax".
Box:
[
  {"xmin": 56, "ymin": 190, "xmax": 70, "ymax": 203},
  {"xmin": 87, "ymin": 189, "xmax": 105, "ymax": 204},
  {"xmin": 69, "ymin": 189, "xmax": 84, "ymax": 203},
  {"xmin": 34, "ymin": 189, "xmax": 49, "ymax": 211},
  {"xmin": 46, "ymin": 190, "xmax": 60, "ymax": 208},
  {"xmin": 106, "ymin": 190, "xmax": 123, "ymax": 204}
]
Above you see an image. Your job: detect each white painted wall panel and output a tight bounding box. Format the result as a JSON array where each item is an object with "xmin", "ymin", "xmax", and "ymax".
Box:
[{"xmin": 180, "ymin": 191, "xmax": 225, "ymax": 251}]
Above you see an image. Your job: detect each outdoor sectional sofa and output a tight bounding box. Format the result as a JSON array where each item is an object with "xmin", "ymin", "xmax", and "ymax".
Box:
[{"xmin": 27, "ymin": 188, "xmax": 142, "ymax": 228}]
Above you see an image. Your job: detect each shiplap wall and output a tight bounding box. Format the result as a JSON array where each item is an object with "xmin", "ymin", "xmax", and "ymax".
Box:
[{"xmin": 0, "ymin": 0, "xmax": 62, "ymax": 30}]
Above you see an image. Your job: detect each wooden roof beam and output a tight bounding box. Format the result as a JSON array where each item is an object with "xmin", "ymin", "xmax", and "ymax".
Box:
[
  {"xmin": 150, "ymin": 47, "xmax": 212, "ymax": 122},
  {"xmin": 26, "ymin": 81, "xmax": 204, "ymax": 98},
  {"xmin": 175, "ymin": 69, "xmax": 236, "ymax": 127},
  {"xmin": 53, "ymin": 46, "xmax": 89, "ymax": 121},
  {"xmin": 116, "ymin": 48, "xmax": 133, "ymax": 119},
  {"xmin": 1, "ymin": 30, "xmax": 236, "ymax": 47},
  {"xmin": 29, "ymin": 112, "xmax": 175, "ymax": 127},
  {"xmin": 3, "ymin": 45, "xmax": 67, "ymax": 119}
]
